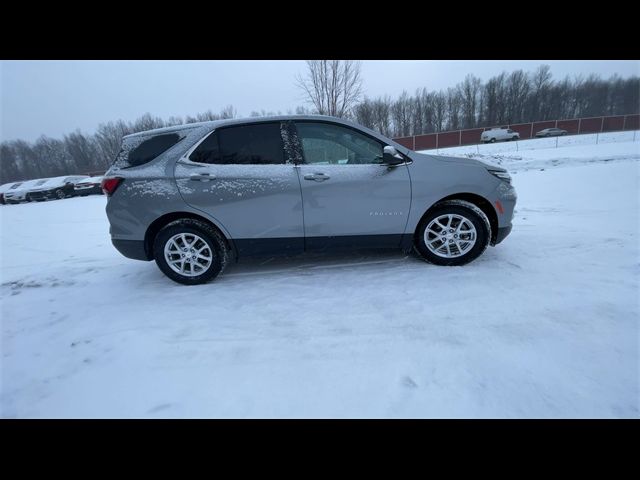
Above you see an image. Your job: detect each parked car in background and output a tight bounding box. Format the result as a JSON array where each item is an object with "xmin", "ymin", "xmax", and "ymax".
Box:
[
  {"xmin": 103, "ymin": 115, "xmax": 517, "ymax": 285},
  {"xmin": 3, "ymin": 179, "xmax": 42, "ymax": 204},
  {"xmin": 26, "ymin": 175, "xmax": 89, "ymax": 201},
  {"xmin": 0, "ymin": 181, "xmax": 25, "ymax": 204},
  {"xmin": 480, "ymin": 127, "xmax": 520, "ymax": 143},
  {"xmin": 74, "ymin": 176, "xmax": 104, "ymax": 196},
  {"xmin": 535, "ymin": 127, "xmax": 568, "ymax": 138}
]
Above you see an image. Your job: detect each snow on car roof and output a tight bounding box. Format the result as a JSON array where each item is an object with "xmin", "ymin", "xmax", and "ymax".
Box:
[
  {"xmin": 34, "ymin": 176, "xmax": 88, "ymax": 188},
  {"xmin": 0, "ymin": 181, "xmax": 24, "ymax": 193}
]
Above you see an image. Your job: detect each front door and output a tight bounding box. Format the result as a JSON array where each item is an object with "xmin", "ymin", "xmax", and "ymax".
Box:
[
  {"xmin": 292, "ymin": 121, "xmax": 411, "ymax": 250},
  {"xmin": 175, "ymin": 122, "xmax": 304, "ymax": 256}
]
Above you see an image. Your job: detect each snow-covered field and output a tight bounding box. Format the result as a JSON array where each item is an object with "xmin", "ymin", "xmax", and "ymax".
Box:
[{"xmin": 1, "ymin": 132, "xmax": 639, "ymax": 418}]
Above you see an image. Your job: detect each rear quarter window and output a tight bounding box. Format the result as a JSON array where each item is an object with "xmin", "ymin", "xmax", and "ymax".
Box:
[{"xmin": 114, "ymin": 133, "xmax": 183, "ymax": 168}]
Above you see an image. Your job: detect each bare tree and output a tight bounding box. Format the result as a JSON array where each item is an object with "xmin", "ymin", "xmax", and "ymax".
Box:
[
  {"xmin": 354, "ymin": 97, "xmax": 375, "ymax": 130},
  {"xmin": 460, "ymin": 74, "xmax": 482, "ymax": 128},
  {"xmin": 433, "ymin": 91, "xmax": 447, "ymax": 132},
  {"xmin": 296, "ymin": 60, "xmax": 363, "ymax": 117}
]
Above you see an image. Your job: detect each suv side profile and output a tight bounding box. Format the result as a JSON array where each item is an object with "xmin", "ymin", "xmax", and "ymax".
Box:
[
  {"xmin": 480, "ymin": 127, "xmax": 520, "ymax": 143},
  {"xmin": 103, "ymin": 116, "xmax": 517, "ymax": 285}
]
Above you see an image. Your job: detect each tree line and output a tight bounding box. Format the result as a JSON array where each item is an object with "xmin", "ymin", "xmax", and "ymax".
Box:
[
  {"xmin": 0, "ymin": 106, "xmax": 237, "ymax": 184},
  {"xmin": 353, "ymin": 66, "xmax": 639, "ymax": 138},
  {"xmin": 1, "ymin": 64, "xmax": 638, "ymax": 184}
]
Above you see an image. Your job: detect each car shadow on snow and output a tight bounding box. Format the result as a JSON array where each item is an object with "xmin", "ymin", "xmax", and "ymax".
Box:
[
  {"xmin": 222, "ymin": 249, "xmax": 421, "ymax": 278},
  {"xmin": 116, "ymin": 246, "xmax": 507, "ymax": 288}
]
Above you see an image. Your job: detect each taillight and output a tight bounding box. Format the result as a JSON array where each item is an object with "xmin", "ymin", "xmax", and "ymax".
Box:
[{"xmin": 101, "ymin": 177, "xmax": 123, "ymax": 196}]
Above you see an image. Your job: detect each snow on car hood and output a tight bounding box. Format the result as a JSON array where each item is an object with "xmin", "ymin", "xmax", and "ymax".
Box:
[{"xmin": 414, "ymin": 152, "xmax": 507, "ymax": 172}]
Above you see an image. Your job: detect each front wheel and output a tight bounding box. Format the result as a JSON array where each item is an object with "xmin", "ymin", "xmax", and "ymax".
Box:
[
  {"xmin": 414, "ymin": 200, "xmax": 491, "ymax": 266},
  {"xmin": 489, "ymin": 138, "xmax": 496, "ymax": 143},
  {"xmin": 55, "ymin": 189, "xmax": 66, "ymax": 199},
  {"xmin": 153, "ymin": 219, "xmax": 229, "ymax": 285}
]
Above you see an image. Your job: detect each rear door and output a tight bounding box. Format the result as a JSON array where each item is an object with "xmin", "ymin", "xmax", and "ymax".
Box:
[
  {"xmin": 292, "ymin": 120, "xmax": 411, "ymax": 249},
  {"xmin": 175, "ymin": 122, "xmax": 304, "ymax": 256}
]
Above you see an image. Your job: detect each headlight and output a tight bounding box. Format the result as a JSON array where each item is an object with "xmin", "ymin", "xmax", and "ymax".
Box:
[{"xmin": 488, "ymin": 170, "xmax": 511, "ymax": 183}]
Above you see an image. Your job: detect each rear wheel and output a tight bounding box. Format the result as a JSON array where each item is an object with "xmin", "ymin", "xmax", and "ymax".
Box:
[
  {"xmin": 414, "ymin": 200, "xmax": 491, "ymax": 266},
  {"xmin": 153, "ymin": 219, "xmax": 229, "ymax": 285}
]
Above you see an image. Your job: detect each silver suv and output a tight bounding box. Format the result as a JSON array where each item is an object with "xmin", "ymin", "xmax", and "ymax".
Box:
[{"xmin": 103, "ymin": 116, "xmax": 516, "ymax": 285}]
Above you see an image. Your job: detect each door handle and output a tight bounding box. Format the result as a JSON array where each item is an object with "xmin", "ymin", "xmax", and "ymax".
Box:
[
  {"xmin": 189, "ymin": 173, "xmax": 215, "ymax": 182},
  {"xmin": 304, "ymin": 173, "xmax": 330, "ymax": 182}
]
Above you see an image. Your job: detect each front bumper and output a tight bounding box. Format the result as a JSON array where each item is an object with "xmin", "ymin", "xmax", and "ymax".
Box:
[{"xmin": 28, "ymin": 190, "xmax": 54, "ymax": 200}]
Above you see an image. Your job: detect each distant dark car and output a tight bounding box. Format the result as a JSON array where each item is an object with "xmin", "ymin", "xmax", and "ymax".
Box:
[
  {"xmin": 73, "ymin": 176, "xmax": 104, "ymax": 196},
  {"xmin": 535, "ymin": 128, "xmax": 568, "ymax": 138},
  {"xmin": 26, "ymin": 175, "xmax": 89, "ymax": 201}
]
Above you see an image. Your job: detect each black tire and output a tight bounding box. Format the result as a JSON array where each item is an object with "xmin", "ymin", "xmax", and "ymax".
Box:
[
  {"xmin": 489, "ymin": 138, "xmax": 496, "ymax": 143},
  {"xmin": 153, "ymin": 218, "xmax": 229, "ymax": 285},
  {"xmin": 55, "ymin": 189, "xmax": 66, "ymax": 199},
  {"xmin": 512, "ymin": 136, "xmax": 518, "ymax": 141},
  {"xmin": 414, "ymin": 200, "xmax": 491, "ymax": 266}
]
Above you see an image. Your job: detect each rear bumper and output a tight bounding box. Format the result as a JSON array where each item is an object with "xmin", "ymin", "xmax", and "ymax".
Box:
[
  {"xmin": 494, "ymin": 225, "xmax": 512, "ymax": 245},
  {"xmin": 112, "ymin": 239, "xmax": 150, "ymax": 261}
]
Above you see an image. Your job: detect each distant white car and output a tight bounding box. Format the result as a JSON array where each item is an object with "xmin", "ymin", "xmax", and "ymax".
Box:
[
  {"xmin": 480, "ymin": 128, "xmax": 520, "ymax": 143},
  {"xmin": 0, "ymin": 181, "xmax": 25, "ymax": 204},
  {"xmin": 3, "ymin": 179, "xmax": 44, "ymax": 204}
]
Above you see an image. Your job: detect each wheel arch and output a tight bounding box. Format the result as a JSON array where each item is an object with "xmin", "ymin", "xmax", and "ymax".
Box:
[
  {"xmin": 144, "ymin": 211, "xmax": 236, "ymax": 261},
  {"xmin": 414, "ymin": 193, "xmax": 499, "ymax": 245}
]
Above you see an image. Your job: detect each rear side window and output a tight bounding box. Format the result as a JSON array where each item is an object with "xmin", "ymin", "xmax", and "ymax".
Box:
[
  {"xmin": 220, "ymin": 123, "xmax": 284, "ymax": 165},
  {"xmin": 190, "ymin": 123, "xmax": 285, "ymax": 165},
  {"xmin": 115, "ymin": 133, "xmax": 183, "ymax": 168},
  {"xmin": 189, "ymin": 131, "xmax": 220, "ymax": 164}
]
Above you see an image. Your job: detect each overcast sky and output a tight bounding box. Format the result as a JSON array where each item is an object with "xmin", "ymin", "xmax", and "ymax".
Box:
[{"xmin": 1, "ymin": 60, "xmax": 638, "ymax": 142}]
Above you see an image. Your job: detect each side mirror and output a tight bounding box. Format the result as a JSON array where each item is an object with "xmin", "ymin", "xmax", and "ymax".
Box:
[{"xmin": 383, "ymin": 146, "xmax": 405, "ymax": 166}]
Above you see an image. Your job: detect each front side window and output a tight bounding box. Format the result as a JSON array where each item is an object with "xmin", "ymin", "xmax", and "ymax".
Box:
[
  {"xmin": 190, "ymin": 123, "xmax": 285, "ymax": 165},
  {"xmin": 294, "ymin": 122, "xmax": 383, "ymax": 165}
]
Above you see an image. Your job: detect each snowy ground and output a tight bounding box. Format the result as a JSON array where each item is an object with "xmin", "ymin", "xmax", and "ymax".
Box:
[{"xmin": 1, "ymin": 133, "xmax": 639, "ymax": 418}]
